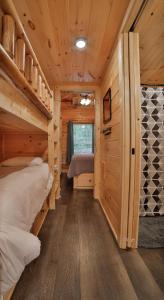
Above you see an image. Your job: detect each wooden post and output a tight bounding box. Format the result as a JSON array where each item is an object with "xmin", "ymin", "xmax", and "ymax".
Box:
[
  {"xmin": 41, "ymin": 81, "xmax": 46, "ymax": 105},
  {"xmin": 37, "ymin": 74, "xmax": 42, "ymax": 98},
  {"xmin": 0, "ymin": 8, "xmax": 3, "ymax": 43},
  {"xmin": 44, "ymin": 88, "xmax": 48, "ymax": 106},
  {"xmin": 94, "ymin": 87, "xmax": 101, "ymax": 200},
  {"xmin": 127, "ymin": 32, "xmax": 141, "ymax": 248},
  {"xmin": 15, "ymin": 38, "xmax": 25, "ymax": 73},
  {"xmin": 31, "ymin": 65, "xmax": 38, "ymax": 92},
  {"xmin": 46, "ymin": 90, "xmax": 51, "ymax": 112},
  {"xmin": 54, "ymin": 86, "xmax": 61, "ymax": 200},
  {"xmin": 2, "ymin": 14, "xmax": 15, "ymax": 58},
  {"xmin": 48, "ymin": 91, "xmax": 56, "ymax": 209},
  {"xmin": 25, "ymin": 54, "xmax": 33, "ymax": 83}
]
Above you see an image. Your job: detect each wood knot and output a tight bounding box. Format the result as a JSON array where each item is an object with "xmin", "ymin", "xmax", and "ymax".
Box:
[
  {"xmin": 48, "ymin": 39, "xmax": 52, "ymax": 48},
  {"xmin": 28, "ymin": 20, "xmax": 35, "ymax": 30}
]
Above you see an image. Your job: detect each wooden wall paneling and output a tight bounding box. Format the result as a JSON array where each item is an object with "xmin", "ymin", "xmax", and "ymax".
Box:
[
  {"xmin": 0, "ymin": 77, "xmax": 48, "ymax": 132},
  {"xmin": 15, "ymin": 38, "xmax": 25, "ymax": 73},
  {"xmin": 127, "ymin": 32, "xmax": 141, "ymax": 248},
  {"xmin": 2, "ymin": 133, "xmax": 47, "ymax": 159},
  {"xmin": 100, "ymin": 34, "xmax": 131, "ymax": 248},
  {"xmin": 2, "ymin": 14, "xmax": 15, "ymax": 58},
  {"xmin": 100, "ymin": 45, "xmax": 120, "ymax": 241}
]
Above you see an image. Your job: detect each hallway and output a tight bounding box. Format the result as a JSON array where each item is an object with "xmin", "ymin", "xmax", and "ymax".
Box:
[{"xmin": 12, "ymin": 176, "xmax": 164, "ymax": 300}]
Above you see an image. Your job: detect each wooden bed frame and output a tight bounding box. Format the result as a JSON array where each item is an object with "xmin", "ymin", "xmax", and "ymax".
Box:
[
  {"xmin": 0, "ymin": 1, "xmax": 61, "ymax": 299},
  {"xmin": 73, "ymin": 173, "xmax": 94, "ymax": 189}
]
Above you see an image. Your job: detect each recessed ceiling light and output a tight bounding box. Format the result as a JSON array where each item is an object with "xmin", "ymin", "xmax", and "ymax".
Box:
[{"xmin": 75, "ymin": 38, "xmax": 87, "ymax": 49}]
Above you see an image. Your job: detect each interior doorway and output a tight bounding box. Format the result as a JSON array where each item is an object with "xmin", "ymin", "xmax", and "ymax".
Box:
[
  {"xmin": 127, "ymin": 0, "xmax": 164, "ymax": 248},
  {"xmin": 58, "ymin": 86, "xmax": 101, "ymax": 199}
]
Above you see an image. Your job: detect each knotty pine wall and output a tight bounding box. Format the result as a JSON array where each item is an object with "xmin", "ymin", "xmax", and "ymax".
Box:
[
  {"xmin": 100, "ymin": 36, "xmax": 129, "ymax": 246},
  {"xmin": 0, "ymin": 133, "xmax": 47, "ymax": 160},
  {"xmin": 61, "ymin": 101, "xmax": 95, "ymax": 170}
]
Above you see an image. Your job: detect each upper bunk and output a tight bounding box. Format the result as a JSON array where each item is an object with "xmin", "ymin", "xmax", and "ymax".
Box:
[{"xmin": 0, "ymin": 0, "xmax": 53, "ymax": 128}]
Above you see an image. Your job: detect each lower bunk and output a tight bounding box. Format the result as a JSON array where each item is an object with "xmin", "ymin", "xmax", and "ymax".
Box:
[{"xmin": 0, "ymin": 157, "xmax": 54, "ymax": 300}]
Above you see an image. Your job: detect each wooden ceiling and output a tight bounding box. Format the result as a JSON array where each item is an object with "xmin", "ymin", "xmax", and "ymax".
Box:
[
  {"xmin": 135, "ymin": 0, "xmax": 164, "ymax": 85},
  {"xmin": 13, "ymin": 0, "xmax": 130, "ymax": 86}
]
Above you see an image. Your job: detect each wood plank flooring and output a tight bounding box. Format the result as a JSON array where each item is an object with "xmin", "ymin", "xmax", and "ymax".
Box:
[{"xmin": 12, "ymin": 175, "xmax": 164, "ymax": 300}]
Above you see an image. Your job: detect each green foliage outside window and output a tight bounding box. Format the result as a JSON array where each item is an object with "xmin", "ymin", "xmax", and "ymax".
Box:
[{"xmin": 73, "ymin": 124, "xmax": 93, "ymax": 154}]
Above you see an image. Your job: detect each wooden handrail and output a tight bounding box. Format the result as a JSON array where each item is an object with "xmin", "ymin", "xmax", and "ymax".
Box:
[
  {"xmin": 0, "ymin": 44, "xmax": 52, "ymax": 119},
  {"xmin": 0, "ymin": 0, "xmax": 53, "ymax": 97}
]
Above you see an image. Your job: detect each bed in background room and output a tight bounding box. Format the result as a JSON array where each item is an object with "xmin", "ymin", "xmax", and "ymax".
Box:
[{"xmin": 67, "ymin": 153, "xmax": 94, "ymax": 189}]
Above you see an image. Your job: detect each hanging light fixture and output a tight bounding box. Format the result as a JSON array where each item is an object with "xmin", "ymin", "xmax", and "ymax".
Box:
[{"xmin": 80, "ymin": 95, "xmax": 91, "ymax": 106}]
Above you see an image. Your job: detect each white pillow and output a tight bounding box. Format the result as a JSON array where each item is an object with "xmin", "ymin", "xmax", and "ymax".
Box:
[
  {"xmin": 29, "ymin": 157, "xmax": 43, "ymax": 166},
  {"xmin": 1, "ymin": 156, "xmax": 43, "ymax": 167}
]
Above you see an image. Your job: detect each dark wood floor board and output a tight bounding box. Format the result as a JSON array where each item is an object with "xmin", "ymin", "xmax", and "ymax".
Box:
[
  {"xmin": 119, "ymin": 249, "xmax": 164, "ymax": 300},
  {"xmin": 78, "ymin": 191, "xmax": 138, "ymax": 300},
  {"xmin": 138, "ymin": 248, "xmax": 164, "ymax": 294},
  {"xmin": 52, "ymin": 193, "xmax": 81, "ymax": 300},
  {"xmin": 12, "ymin": 206, "xmax": 67, "ymax": 300}
]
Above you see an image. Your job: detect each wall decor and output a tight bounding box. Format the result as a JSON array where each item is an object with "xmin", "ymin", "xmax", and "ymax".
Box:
[{"xmin": 103, "ymin": 88, "xmax": 112, "ymax": 124}]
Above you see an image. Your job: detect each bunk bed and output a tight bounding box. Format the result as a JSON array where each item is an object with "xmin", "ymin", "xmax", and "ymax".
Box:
[
  {"xmin": 0, "ymin": 160, "xmax": 53, "ymax": 297},
  {"xmin": 0, "ymin": 1, "xmax": 59, "ymax": 299}
]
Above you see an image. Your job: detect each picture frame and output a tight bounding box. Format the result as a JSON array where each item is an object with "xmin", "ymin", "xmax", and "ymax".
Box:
[{"xmin": 103, "ymin": 88, "xmax": 112, "ymax": 124}]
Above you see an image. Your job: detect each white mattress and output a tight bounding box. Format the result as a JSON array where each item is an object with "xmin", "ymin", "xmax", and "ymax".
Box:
[{"xmin": 0, "ymin": 163, "xmax": 53, "ymax": 296}]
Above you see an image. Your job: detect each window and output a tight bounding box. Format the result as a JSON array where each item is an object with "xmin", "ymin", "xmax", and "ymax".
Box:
[{"xmin": 73, "ymin": 124, "xmax": 94, "ymax": 154}]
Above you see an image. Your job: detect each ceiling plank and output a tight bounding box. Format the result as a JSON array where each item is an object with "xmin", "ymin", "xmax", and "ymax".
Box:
[
  {"xmin": 13, "ymin": 0, "xmax": 130, "ymax": 85},
  {"xmin": 134, "ymin": 0, "xmax": 164, "ymax": 84}
]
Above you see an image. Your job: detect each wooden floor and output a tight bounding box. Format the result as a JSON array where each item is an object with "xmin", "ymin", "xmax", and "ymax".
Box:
[{"xmin": 12, "ymin": 175, "xmax": 164, "ymax": 300}]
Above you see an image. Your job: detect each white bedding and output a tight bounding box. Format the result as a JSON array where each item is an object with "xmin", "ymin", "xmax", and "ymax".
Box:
[{"xmin": 0, "ymin": 163, "xmax": 53, "ymax": 296}]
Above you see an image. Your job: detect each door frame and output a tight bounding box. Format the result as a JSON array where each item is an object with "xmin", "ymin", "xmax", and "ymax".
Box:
[
  {"xmin": 126, "ymin": 32, "xmax": 141, "ymax": 248},
  {"xmin": 57, "ymin": 84, "xmax": 101, "ymax": 201}
]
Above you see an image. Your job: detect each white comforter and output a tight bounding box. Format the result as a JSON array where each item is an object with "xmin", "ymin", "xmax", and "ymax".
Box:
[{"xmin": 0, "ymin": 163, "xmax": 53, "ymax": 296}]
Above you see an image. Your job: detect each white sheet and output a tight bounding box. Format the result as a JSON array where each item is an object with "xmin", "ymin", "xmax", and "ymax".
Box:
[{"xmin": 0, "ymin": 163, "xmax": 53, "ymax": 296}]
